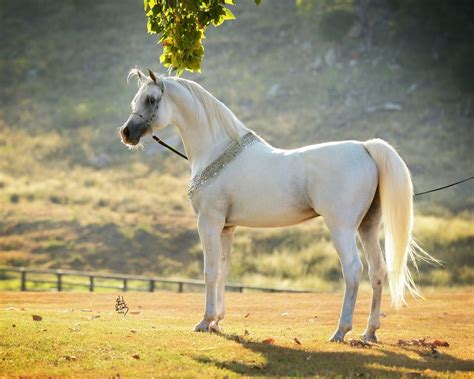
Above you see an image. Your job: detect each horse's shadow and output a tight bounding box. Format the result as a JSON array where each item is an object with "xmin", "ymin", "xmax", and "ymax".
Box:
[{"xmin": 192, "ymin": 332, "xmax": 474, "ymax": 377}]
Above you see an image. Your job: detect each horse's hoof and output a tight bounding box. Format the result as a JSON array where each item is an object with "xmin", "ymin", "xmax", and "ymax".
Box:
[
  {"xmin": 193, "ymin": 320, "xmax": 210, "ymax": 332},
  {"xmin": 329, "ymin": 333, "xmax": 345, "ymax": 343},
  {"xmin": 209, "ymin": 321, "xmax": 221, "ymax": 333},
  {"xmin": 361, "ymin": 333, "xmax": 378, "ymax": 343}
]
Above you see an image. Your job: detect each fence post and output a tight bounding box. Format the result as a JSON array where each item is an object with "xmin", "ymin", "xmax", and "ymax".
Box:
[
  {"xmin": 123, "ymin": 279, "xmax": 128, "ymax": 292},
  {"xmin": 178, "ymin": 282, "xmax": 183, "ymax": 293},
  {"xmin": 149, "ymin": 279, "xmax": 155, "ymax": 292},
  {"xmin": 89, "ymin": 275, "xmax": 94, "ymax": 292},
  {"xmin": 20, "ymin": 268, "xmax": 27, "ymax": 291},
  {"xmin": 57, "ymin": 271, "xmax": 63, "ymax": 291},
  {"xmin": 239, "ymin": 286, "xmax": 244, "ymax": 293}
]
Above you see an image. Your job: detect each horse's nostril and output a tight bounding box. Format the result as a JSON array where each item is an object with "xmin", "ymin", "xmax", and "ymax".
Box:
[{"xmin": 122, "ymin": 126, "xmax": 130, "ymax": 139}]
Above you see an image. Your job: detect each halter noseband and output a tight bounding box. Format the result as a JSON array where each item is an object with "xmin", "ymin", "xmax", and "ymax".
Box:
[{"xmin": 131, "ymin": 80, "xmax": 164, "ymax": 128}]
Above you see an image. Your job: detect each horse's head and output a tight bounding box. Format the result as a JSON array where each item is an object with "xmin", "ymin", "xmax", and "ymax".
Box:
[{"xmin": 120, "ymin": 68, "xmax": 165, "ymax": 146}]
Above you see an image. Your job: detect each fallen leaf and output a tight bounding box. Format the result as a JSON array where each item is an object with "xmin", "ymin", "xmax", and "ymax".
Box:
[
  {"xmin": 130, "ymin": 311, "xmax": 141, "ymax": 315},
  {"xmin": 12, "ymin": 324, "xmax": 16, "ymax": 327},
  {"xmin": 380, "ymin": 312, "xmax": 387, "ymax": 317},
  {"xmin": 131, "ymin": 353, "xmax": 140, "ymax": 360},
  {"xmin": 262, "ymin": 338, "xmax": 275, "ymax": 345},
  {"xmin": 293, "ymin": 337, "xmax": 302, "ymax": 345},
  {"xmin": 81, "ymin": 309, "xmax": 92, "ymax": 312},
  {"xmin": 281, "ymin": 312, "xmax": 289, "ymax": 317},
  {"xmin": 402, "ymin": 372, "xmax": 421, "ymax": 378},
  {"xmin": 32, "ymin": 315, "xmax": 42, "ymax": 321},
  {"xmin": 244, "ymin": 313, "xmax": 250, "ymax": 318},
  {"xmin": 131, "ymin": 330, "xmax": 137, "ymax": 334},
  {"xmin": 349, "ymin": 339, "xmax": 373, "ymax": 348},
  {"xmin": 244, "ymin": 329, "xmax": 249, "ymax": 336},
  {"xmin": 63, "ymin": 355, "xmax": 77, "ymax": 361},
  {"xmin": 5, "ymin": 307, "xmax": 15, "ymax": 311},
  {"xmin": 430, "ymin": 339, "xmax": 449, "ymax": 347}
]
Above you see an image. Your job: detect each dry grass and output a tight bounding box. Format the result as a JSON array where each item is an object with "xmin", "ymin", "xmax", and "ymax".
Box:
[{"xmin": 0, "ymin": 289, "xmax": 473, "ymax": 377}]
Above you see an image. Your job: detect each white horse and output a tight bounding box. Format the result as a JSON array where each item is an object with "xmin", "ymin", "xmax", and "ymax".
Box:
[{"xmin": 120, "ymin": 69, "xmax": 434, "ymax": 342}]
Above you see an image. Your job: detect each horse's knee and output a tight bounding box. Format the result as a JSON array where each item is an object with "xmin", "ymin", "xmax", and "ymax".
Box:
[
  {"xmin": 204, "ymin": 268, "xmax": 220, "ymax": 284},
  {"xmin": 344, "ymin": 259, "xmax": 363, "ymax": 287}
]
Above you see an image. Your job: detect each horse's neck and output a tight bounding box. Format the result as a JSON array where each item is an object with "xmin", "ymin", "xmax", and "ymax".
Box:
[{"xmin": 166, "ymin": 80, "xmax": 247, "ymax": 176}]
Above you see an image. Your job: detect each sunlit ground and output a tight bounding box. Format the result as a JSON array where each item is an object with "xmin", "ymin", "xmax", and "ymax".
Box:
[{"xmin": 0, "ymin": 289, "xmax": 473, "ymax": 377}]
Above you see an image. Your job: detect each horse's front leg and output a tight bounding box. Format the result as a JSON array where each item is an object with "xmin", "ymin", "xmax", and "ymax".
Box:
[
  {"xmin": 194, "ymin": 214, "xmax": 225, "ymax": 332},
  {"xmin": 209, "ymin": 226, "xmax": 235, "ymax": 333}
]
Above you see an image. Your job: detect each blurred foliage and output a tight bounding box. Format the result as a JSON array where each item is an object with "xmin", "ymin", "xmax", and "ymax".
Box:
[
  {"xmin": 144, "ymin": 0, "xmax": 261, "ymax": 74},
  {"xmin": 319, "ymin": 10, "xmax": 356, "ymax": 42},
  {"xmin": 387, "ymin": 0, "xmax": 474, "ymax": 93}
]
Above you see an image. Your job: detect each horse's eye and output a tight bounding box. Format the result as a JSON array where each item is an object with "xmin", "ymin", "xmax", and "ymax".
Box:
[{"xmin": 148, "ymin": 97, "xmax": 155, "ymax": 104}]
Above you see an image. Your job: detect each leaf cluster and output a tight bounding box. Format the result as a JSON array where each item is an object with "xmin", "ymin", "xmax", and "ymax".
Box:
[{"xmin": 144, "ymin": 0, "xmax": 260, "ymax": 75}]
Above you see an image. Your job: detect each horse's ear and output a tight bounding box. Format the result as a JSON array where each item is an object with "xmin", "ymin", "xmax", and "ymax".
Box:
[{"xmin": 147, "ymin": 68, "xmax": 157, "ymax": 84}]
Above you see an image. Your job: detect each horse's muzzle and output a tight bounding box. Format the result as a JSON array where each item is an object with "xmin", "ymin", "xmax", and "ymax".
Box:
[{"xmin": 120, "ymin": 117, "xmax": 147, "ymax": 146}]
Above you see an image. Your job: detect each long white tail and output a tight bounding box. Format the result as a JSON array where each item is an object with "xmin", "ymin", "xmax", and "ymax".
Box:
[{"xmin": 364, "ymin": 139, "xmax": 436, "ymax": 308}]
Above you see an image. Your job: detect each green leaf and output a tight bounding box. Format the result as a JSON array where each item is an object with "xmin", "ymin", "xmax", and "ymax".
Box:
[
  {"xmin": 225, "ymin": 0, "xmax": 235, "ymax": 4},
  {"xmin": 255, "ymin": 0, "xmax": 262, "ymax": 5},
  {"xmin": 223, "ymin": 7, "xmax": 236, "ymax": 20}
]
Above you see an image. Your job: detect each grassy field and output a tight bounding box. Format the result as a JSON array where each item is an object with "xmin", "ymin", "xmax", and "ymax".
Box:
[{"xmin": 0, "ymin": 289, "xmax": 473, "ymax": 377}]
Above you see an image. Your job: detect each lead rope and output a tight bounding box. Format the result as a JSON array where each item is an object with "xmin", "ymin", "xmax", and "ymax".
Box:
[
  {"xmin": 152, "ymin": 135, "xmax": 188, "ymax": 160},
  {"xmin": 414, "ymin": 176, "xmax": 473, "ymax": 196}
]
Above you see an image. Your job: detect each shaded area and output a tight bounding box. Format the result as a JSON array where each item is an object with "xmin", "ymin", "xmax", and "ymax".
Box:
[{"xmin": 194, "ymin": 332, "xmax": 474, "ymax": 377}]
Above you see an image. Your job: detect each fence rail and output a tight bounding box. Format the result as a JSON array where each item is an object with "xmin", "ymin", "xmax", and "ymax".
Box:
[{"xmin": 0, "ymin": 266, "xmax": 312, "ymax": 294}]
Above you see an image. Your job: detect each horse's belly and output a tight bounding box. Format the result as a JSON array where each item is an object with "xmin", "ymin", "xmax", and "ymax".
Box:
[
  {"xmin": 219, "ymin": 146, "xmax": 318, "ymax": 227},
  {"xmin": 226, "ymin": 206, "xmax": 318, "ymax": 227},
  {"xmin": 225, "ymin": 187, "xmax": 318, "ymax": 227}
]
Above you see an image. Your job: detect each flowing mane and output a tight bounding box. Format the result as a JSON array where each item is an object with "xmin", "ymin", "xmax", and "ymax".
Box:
[{"xmin": 171, "ymin": 77, "xmax": 249, "ymax": 141}]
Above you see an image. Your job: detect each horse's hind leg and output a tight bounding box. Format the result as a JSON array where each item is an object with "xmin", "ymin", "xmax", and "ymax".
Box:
[
  {"xmin": 327, "ymin": 226, "xmax": 363, "ymax": 342},
  {"xmin": 358, "ymin": 192, "xmax": 386, "ymax": 343}
]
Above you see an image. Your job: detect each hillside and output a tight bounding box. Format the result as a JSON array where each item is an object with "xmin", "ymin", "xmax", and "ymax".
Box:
[{"xmin": 0, "ymin": 0, "xmax": 473, "ymax": 289}]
